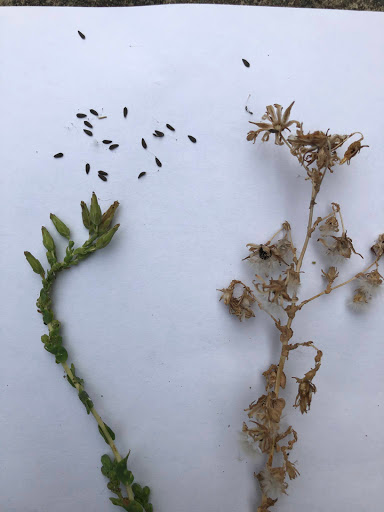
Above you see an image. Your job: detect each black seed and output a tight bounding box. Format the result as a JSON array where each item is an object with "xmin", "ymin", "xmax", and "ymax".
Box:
[
  {"xmin": 83, "ymin": 129, "xmax": 93, "ymax": 136},
  {"xmin": 242, "ymin": 58, "xmax": 250, "ymax": 68},
  {"xmin": 85, "ymin": 163, "xmax": 90, "ymax": 174},
  {"xmin": 84, "ymin": 121, "xmax": 93, "ymax": 129},
  {"xmin": 90, "ymin": 109, "xmax": 98, "ymax": 116},
  {"xmin": 102, "ymin": 140, "xmax": 112, "ymax": 144},
  {"xmin": 188, "ymin": 135, "xmax": 197, "ymax": 143},
  {"xmin": 98, "ymin": 170, "xmax": 108, "ymax": 176},
  {"xmin": 109, "ymin": 144, "xmax": 119, "ymax": 150},
  {"xmin": 54, "ymin": 153, "xmax": 63, "ymax": 158},
  {"xmin": 98, "ymin": 174, "xmax": 107, "ymax": 182},
  {"xmin": 141, "ymin": 138, "xmax": 147, "ymax": 149},
  {"xmin": 154, "ymin": 130, "xmax": 164, "ymax": 137},
  {"xmin": 166, "ymin": 124, "xmax": 175, "ymax": 131},
  {"xmin": 123, "ymin": 107, "xmax": 128, "ymax": 118},
  {"xmin": 76, "ymin": 113, "xmax": 87, "ymax": 118},
  {"xmin": 78, "ymin": 31, "xmax": 86, "ymax": 40},
  {"xmin": 138, "ymin": 172, "xmax": 146, "ymax": 179},
  {"xmin": 155, "ymin": 157, "xmax": 162, "ymax": 167}
]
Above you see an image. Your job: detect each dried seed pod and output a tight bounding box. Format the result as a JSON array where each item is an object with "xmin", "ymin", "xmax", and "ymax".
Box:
[
  {"xmin": 188, "ymin": 135, "xmax": 197, "ymax": 143},
  {"xmin": 102, "ymin": 140, "xmax": 112, "ymax": 144},
  {"xmin": 155, "ymin": 157, "xmax": 162, "ymax": 167},
  {"xmin": 123, "ymin": 107, "xmax": 128, "ymax": 118},
  {"xmin": 109, "ymin": 144, "xmax": 119, "ymax": 150},
  {"xmin": 78, "ymin": 30, "xmax": 86, "ymax": 40},
  {"xmin": 76, "ymin": 113, "xmax": 87, "ymax": 118},
  {"xmin": 85, "ymin": 163, "xmax": 90, "ymax": 174},
  {"xmin": 84, "ymin": 121, "xmax": 93, "ymax": 129},
  {"xmin": 166, "ymin": 124, "xmax": 175, "ymax": 131},
  {"xmin": 98, "ymin": 171, "xmax": 108, "ymax": 176},
  {"xmin": 53, "ymin": 153, "xmax": 63, "ymax": 158},
  {"xmin": 141, "ymin": 138, "xmax": 147, "ymax": 149},
  {"xmin": 98, "ymin": 174, "xmax": 107, "ymax": 182},
  {"xmin": 242, "ymin": 58, "xmax": 250, "ymax": 68},
  {"xmin": 154, "ymin": 130, "xmax": 164, "ymax": 137},
  {"xmin": 138, "ymin": 172, "xmax": 146, "ymax": 179},
  {"xmin": 90, "ymin": 109, "xmax": 98, "ymax": 116}
]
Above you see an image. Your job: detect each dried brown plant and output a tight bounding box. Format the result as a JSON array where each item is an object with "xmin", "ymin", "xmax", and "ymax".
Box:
[{"xmin": 220, "ymin": 103, "xmax": 382, "ymax": 511}]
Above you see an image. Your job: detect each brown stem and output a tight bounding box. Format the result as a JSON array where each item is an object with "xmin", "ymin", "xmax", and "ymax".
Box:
[{"xmin": 298, "ymin": 258, "xmax": 380, "ymax": 309}]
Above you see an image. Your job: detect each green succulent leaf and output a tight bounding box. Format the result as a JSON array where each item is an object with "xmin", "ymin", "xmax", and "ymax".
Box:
[
  {"xmin": 98, "ymin": 423, "xmax": 116, "ymax": 444},
  {"xmin": 55, "ymin": 346, "xmax": 68, "ymax": 364}
]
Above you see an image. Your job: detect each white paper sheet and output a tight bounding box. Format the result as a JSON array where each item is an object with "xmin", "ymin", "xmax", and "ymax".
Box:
[{"xmin": 1, "ymin": 5, "xmax": 383, "ymax": 512}]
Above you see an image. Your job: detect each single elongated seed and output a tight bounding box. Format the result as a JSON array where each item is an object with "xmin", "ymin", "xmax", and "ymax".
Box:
[
  {"xmin": 98, "ymin": 171, "xmax": 108, "ymax": 176},
  {"xmin": 78, "ymin": 31, "xmax": 86, "ymax": 40},
  {"xmin": 154, "ymin": 130, "xmax": 164, "ymax": 137},
  {"xmin": 188, "ymin": 135, "xmax": 197, "ymax": 143},
  {"xmin": 85, "ymin": 163, "xmax": 90, "ymax": 174},
  {"xmin": 242, "ymin": 58, "xmax": 250, "ymax": 68},
  {"xmin": 166, "ymin": 124, "xmax": 175, "ymax": 131},
  {"xmin": 141, "ymin": 138, "xmax": 147, "ymax": 149},
  {"xmin": 109, "ymin": 144, "xmax": 119, "ymax": 150},
  {"xmin": 155, "ymin": 157, "xmax": 162, "ymax": 167},
  {"xmin": 90, "ymin": 109, "xmax": 98, "ymax": 116},
  {"xmin": 84, "ymin": 121, "xmax": 93, "ymax": 129},
  {"xmin": 54, "ymin": 153, "xmax": 63, "ymax": 158},
  {"xmin": 83, "ymin": 129, "xmax": 93, "ymax": 136},
  {"xmin": 76, "ymin": 113, "xmax": 86, "ymax": 118},
  {"xmin": 123, "ymin": 107, "xmax": 128, "ymax": 118},
  {"xmin": 103, "ymin": 140, "xmax": 112, "ymax": 144},
  {"xmin": 138, "ymin": 172, "xmax": 146, "ymax": 179},
  {"xmin": 98, "ymin": 174, "xmax": 107, "ymax": 182}
]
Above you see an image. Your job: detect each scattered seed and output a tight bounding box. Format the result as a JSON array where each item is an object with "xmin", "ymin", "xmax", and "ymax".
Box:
[
  {"xmin": 166, "ymin": 124, "xmax": 175, "ymax": 131},
  {"xmin": 138, "ymin": 172, "xmax": 146, "ymax": 179},
  {"xmin": 98, "ymin": 170, "xmax": 108, "ymax": 176},
  {"xmin": 123, "ymin": 107, "xmax": 128, "ymax": 118},
  {"xmin": 84, "ymin": 121, "xmax": 93, "ymax": 128},
  {"xmin": 54, "ymin": 153, "xmax": 63, "ymax": 158},
  {"xmin": 98, "ymin": 116, "xmax": 107, "ymax": 120},
  {"xmin": 76, "ymin": 113, "xmax": 87, "ymax": 118},
  {"xmin": 242, "ymin": 58, "xmax": 250, "ymax": 68},
  {"xmin": 141, "ymin": 138, "xmax": 147, "ymax": 149},
  {"xmin": 83, "ymin": 129, "xmax": 93, "ymax": 136},
  {"xmin": 245, "ymin": 106, "xmax": 253, "ymax": 115},
  {"xmin": 155, "ymin": 157, "xmax": 162, "ymax": 167},
  {"xmin": 78, "ymin": 31, "xmax": 86, "ymax": 40},
  {"xmin": 154, "ymin": 130, "xmax": 164, "ymax": 137},
  {"xmin": 85, "ymin": 163, "xmax": 90, "ymax": 174},
  {"xmin": 98, "ymin": 174, "xmax": 107, "ymax": 182},
  {"xmin": 103, "ymin": 140, "xmax": 112, "ymax": 144},
  {"xmin": 90, "ymin": 109, "xmax": 98, "ymax": 116},
  {"xmin": 188, "ymin": 135, "xmax": 197, "ymax": 143},
  {"xmin": 109, "ymin": 144, "xmax": 119, "ymax": 150}
]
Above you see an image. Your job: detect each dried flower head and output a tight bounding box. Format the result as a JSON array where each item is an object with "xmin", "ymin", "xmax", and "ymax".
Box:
[
  {"xmin": 247, "ymin": 102, "xmax": 300, "ymax": 145},
  {"xmin": 293, "ymin": 377, "xmax": 316, "ymax": 414},
  {"xmin": 318, "ymin": 232, "xmax": 363, "ymax": 260},
  {"xmin": 340, "ymin": 137, "xmax": 368, "ymax": 165},
  {"xmin": 321, "ymin": 266, "xmax": 339, "ymax": 293},
  {"xmin": 357, "ymin": 269, "xmax": 383, "ymax": 296},
  {"xmin": 256, "ymin": 467, "xmax": 288, "ymax": 499},
  {"xmin": 239, "ymin": 424, "xmax": 263, "ymax": 457},
  {"xmin": 246, "ymin": 392, "xmax": 285, "ymax": 424},
  {"xmin": 349, "ymin": 288, "xmax": 370, "ymax": 312},
  {"xmin": 241, "ymin": 421, "xmax": 274, "ymax": 454},
  {"xmin": 285, "ymin": 459, "xmax": 300, "ymax": 481},
  {"xmin": 256, "ymin": 276, "xmax": 292, "ymax": 305},
  {"xmin": 288, "ymin": 128, "xmax": 349, "ymax": 171},
  {"xmin": 371, "ymin": 234, "xmax": 384, "ymax": 258},
  {"xmin": 319, "ymin": 215, "xmax": 339, "ymax": 234},
  {"xmin": 218, "ymin": 280, "xmax": 256, "ymax": 321}
]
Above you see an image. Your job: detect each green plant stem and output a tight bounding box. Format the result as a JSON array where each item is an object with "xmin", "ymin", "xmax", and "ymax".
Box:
[{"xmin": 61, "ymin": 361, "xmax": 135, "ymax": 501}]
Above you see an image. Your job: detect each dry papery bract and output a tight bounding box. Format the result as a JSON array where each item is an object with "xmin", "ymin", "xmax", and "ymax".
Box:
[{"xmin": 221, "ymin": 102, "xmax": 382, "ymax": 511}]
